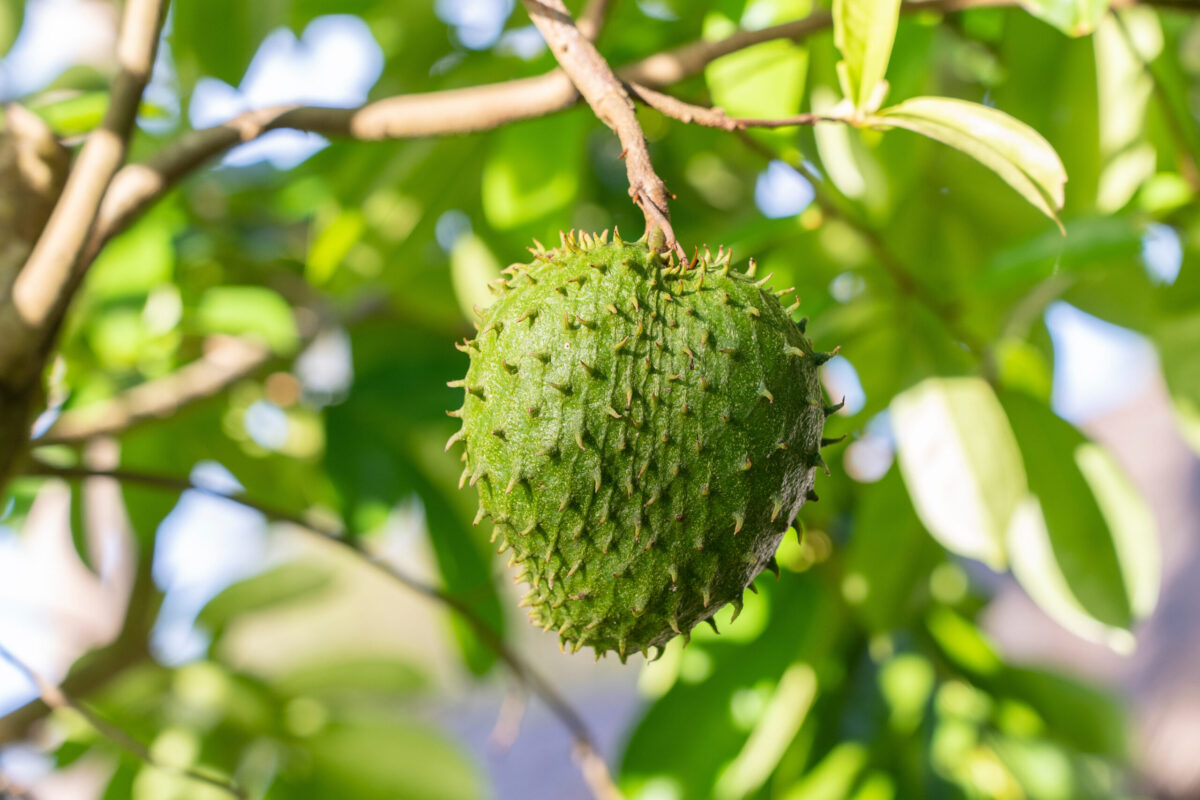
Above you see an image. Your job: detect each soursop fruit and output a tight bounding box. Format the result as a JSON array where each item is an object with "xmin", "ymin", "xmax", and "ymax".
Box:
[{"xmin": 446, "ymin": 230, "xmax": 838, "ymax": 660}]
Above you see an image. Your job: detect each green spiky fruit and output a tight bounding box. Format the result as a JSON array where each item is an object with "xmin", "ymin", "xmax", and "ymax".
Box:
[{"xmin": 447, "ymin": 230, "xmax": 836, "ymax": 661}]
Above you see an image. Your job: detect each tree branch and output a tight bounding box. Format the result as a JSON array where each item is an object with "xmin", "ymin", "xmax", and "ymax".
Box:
[
  {"xmin": 39, "ymin": 335, "xmax": 271, "ymax": 445},
  {"xmin": 37, "ymin": 291, "xmax": 404, "ymax": 446},
  {"xmin": 524, "ymin": 0, "xmax": 675, "ymax": 249},
  {"xmin": 0, "ymin": 513, "xmax": 161, "ymax": 747},
  {"xmin": 0, "ymin": 642, "xmax": 245, "ymax": 798},
  {"xmin": 1, "ymin": 0, "xmax": 167, "ymax": 382},
  {"xmin": 24, "ymin": 462, "xmax": 624, "ymax": 800},
  {"xmin": 22, "ymin": 0, "xmax": 1200, "ymax": 338},
  {"xmin": 88, "ymin": 1, "xmax": 862, "ymax": 254}
]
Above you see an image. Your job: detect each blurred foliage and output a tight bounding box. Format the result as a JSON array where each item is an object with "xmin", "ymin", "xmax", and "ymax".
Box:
[{"xmin": 2, "ymin": 0, "xmax": 1198, "ymax": 797}]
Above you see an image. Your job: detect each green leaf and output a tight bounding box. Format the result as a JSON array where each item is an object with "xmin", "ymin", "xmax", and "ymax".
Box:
[
  {"xmin": 891, "ymin": 377, "xmax": 1026, "ymax": 569},
  {"xmin": 324, "ymin": 320, "xmax": 506, "ymax": 674},
  {"xmin": 782, "ymin": 742, "xmax": 870, "ymax": 800},
  {"xmin": 714, "ymin": 662, "xmax": 819, "ymax": 800},
  {"xmin": 999, "ymin": 667, "xmax": 1128, "ymax": 757},
  {"xmin": 481, "ymin": 112, "xmax": 586, "ymax": 230},
  {"xmin": 171, "ymin": 0, "xmax": 273, "ymax": 86},
  {"xmin": 842, "ymin": 468, "xmax": 941, "ymax": 632},
  {"xmin": 1093, "ymin": 10, "xmax": 1161, "ymax": 212},
  {"xmin": 0, "ymin": 0, "xmax": 23, "ymax": 58},
  {"xmin": 449, "ymin": 233, "xmax": 501, "ymax": 321},
  {"xmin": 1022, "ymin": 0, "xmax": 1113, "ymax": 36},
  {"xmin": 833, "ymin": 0, "xmax": 901, "ymax": 111},
  {"xmin": 306, "ymin": 207, "xmax": 366, "ymax": 286},
  {"xmin": 707, "ymin": 38, "xmax": 809, "ymax": 119},
  {"xmin": 1000, "ymin": 391, "xmax": 1158, "ymax": 651},
  {"xmin": 878, "ymin": 653, "xmax": 935, "ymax": 735},
  {"xmin": 30, "ymin": 92, "xmax": 110, "ymax": 137},
  {"xmin": 621, "ymin": 579, "xmax": 838, "ymax": 800},
  {"xmin": 303, "ymin": 719, "xmax": 484, "ymax": 800},
  {"xmin": 705, "ymin": 3, "xmax": 809, "ymax": 120},
  {"xmin": 1155, "ymin": 311, "xmax": 1200, "ymax": 455},
  {"xmin": 926, "ymin": 606, "xmax": 1004, "ymax": 677},
  {"xmin": 85, "ymin": 208, "xmax": 178, "ymax": 300},
  {"xmin": 274, "ymin": 655, "xmax": 427, "ymax": 699},
  {"xmin": 196, "ymin": 562, "xmax": 334, "ymax": 641},
  {"xmin": 195, "ymin": 286, "xmax": 299, "ymax": 353},
  {"xmin": 870, "ymin": 97, "xmax": 1067, "ymax": 228}
]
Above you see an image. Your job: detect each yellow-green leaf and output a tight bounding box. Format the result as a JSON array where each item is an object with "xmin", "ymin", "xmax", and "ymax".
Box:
[
  {"xmin": 871, "ymin": 97, "xmax": 1067, "ymax": 228},
  {"xmin": 833, "ymin": 0, "xmax": 901, "ymax": 111},
  {"xmin": 1022, "ymin": 0, "xmax": 1113, "ymax": 36},
  {"xmin": 891, "ymin": 377, "xmax": 1026, "ymax": 569}
]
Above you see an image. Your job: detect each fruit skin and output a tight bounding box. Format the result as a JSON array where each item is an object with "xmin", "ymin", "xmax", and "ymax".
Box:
[{"xmin": 447, "ymin": 231, "xmax": 834, "ymax": 660}]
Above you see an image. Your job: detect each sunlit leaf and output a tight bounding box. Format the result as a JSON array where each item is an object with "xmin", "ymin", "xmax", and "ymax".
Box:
[
  {"xmin": 714, "ymin": 662, "xmax": 818, "ymax": 800},
  {"xmin": 926, "ymin": 606, "xmax": 1003, "ymax": 677},
  {"xmin": 85, "ymin": 209, "xmax": 178, "ymax": 300},
  {"xmin": 0, "ymin": 0, "xmax": 23, "ymax": 58},
  {"xmin": 1094, "ymin": 10, "xmax": 1161, "ymax": 212},
  {"xmin": 307, "ymin": 207, "xmax": 366, "ymax": 286},
  {"xmin": 1001, "ymin": 391, "xmax": 1158, "ymax": 650},
  {"xmin": 812, "ymin": 84, "xmax": 890, "ymax": 214},
  {"xmin": 1155, "ymin": 311, "xmax": 1200, "ymax": 456},
  {"xmin": 878, "ymin": 653, "xmax": 935, "ymax": 734},
  {"xmin": 449, "ymin": 233, "xmax": 501, "ymax": 321},
  {"xmin": 705, "ymin": 3, "xmax": 810, "ymax": 120},
  {"xmin": 833, "ymin": 0, "xmax": 901, "ymax": 111},
  {"xmin": 195, "ymin": 286, "xmax": 300, "ymax": 353},
  {"xmin": 782, "ymin": 742, "xmax": 869, "ymax": 800},
  {"xmin": 891, "ymin": 377, "xmax": 1025, "ymax": 569},
  {"xmin": 481, "ymin": 112, "xmax": 586, "ymax": 230},
  {"xmin": 870, "ymin": 97, "xmax": 1067, "ymax": 227},
  {"xmin": 1022, "ymin": 0, "xmax": 1113, "ymax": 36}
]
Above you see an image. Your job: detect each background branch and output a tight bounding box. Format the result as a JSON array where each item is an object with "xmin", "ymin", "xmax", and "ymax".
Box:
[
  {"xmin": 25, "ymin": 462, "xmax": 625, "ymax": 800},
  {"xmin": 0, "ymin": 641, "xmax": 243, "ymax": 798},
  {"xmin": 0, "ymin": 0, "xmax": 167, "ymax": 382},
  {"xmin": 91, "ymin": 0, "xmax": 1088, "ymax": 257},
  {"xmin": 39, "ymin": 335, "xmax": 271, "ymax": 444},
  {"xmin": 0, "ymin": 540, "xmax": 159, "ymax": 746},
  {"xmin": 517, "ymin": 0, "xmax": 674, "ymax": 249},
  {"xmin": 85, "ymin": 0, "xmax": 853, "ymax": 254}
]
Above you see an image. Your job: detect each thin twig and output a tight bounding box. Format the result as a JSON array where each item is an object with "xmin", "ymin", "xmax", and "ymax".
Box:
[
  {"xmin": 0, "ymin": 642, "xmax": 245, "ymax": 798},
  {"xmin": 1, "ymin": 0, "xmax": 167, "ymax": 380},
  {"xmin": 627, "ymin": 83, "xmax": 844, "ymax": 130},
  {"xmin": 25, "ymin": 462, "xmax": 625, "ymax": 800},
  {"xmin": 86, "ymin": 0, "xmax": 1200, "ymax": 257},
  {"xmin": 522, "ymin": 0, "xmax": 677, "ymax": 253}
]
